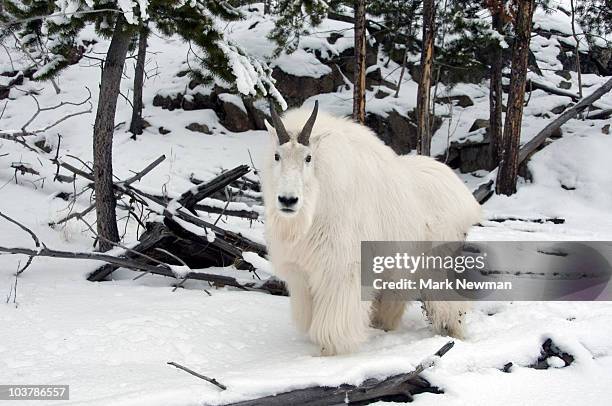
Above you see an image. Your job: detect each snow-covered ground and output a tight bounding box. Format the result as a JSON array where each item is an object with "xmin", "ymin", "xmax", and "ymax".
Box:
[{"xmin": 2, "ymin": 2, "xmax": 612, "ymax": 405}]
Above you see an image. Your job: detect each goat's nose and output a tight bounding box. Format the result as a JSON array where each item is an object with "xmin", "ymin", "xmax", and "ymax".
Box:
[{"xmin": 278, "ymin": 195, "xmax": 299, "ymax": 207}]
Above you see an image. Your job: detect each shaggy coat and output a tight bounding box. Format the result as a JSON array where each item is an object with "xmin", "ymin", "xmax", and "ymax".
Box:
[{"xmin": 261, "ymin": 107, "xmax": 481, "ymax": 355}]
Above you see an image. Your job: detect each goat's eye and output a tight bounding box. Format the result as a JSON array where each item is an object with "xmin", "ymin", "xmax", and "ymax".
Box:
[
  {"xmin": 274, "ymin": 153, "xmax": 280, "ymax": 161},
  {"xmin": 305, "ymin": 155, "xmax": 312, "ymax": 163}
]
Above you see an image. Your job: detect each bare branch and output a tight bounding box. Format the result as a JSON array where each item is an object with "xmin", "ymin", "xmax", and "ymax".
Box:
[
  {"xmin": 0, "ymin": 210, "xmax": 43, "ymax": 275},
  {"xmin": 0, "ymin": 244, "xmax": 249, "ymax": 289},
  {"xmin": 0, "ymin": 211, "xmax": 43, "ymax": 249},
  {"xmin": 0, "ymin": 88, "xmax": 92, "ymax": 140},
  {"xmin": 167, "ymin": 361, "xmax": 227, "ymax": 390},
  {"xmin": 49, "ymin": 203, "xmax": 95, "ymax": 226},
  {"xmin": 123, "ymin": 155, "xmax": 166, "ymax": 186}
]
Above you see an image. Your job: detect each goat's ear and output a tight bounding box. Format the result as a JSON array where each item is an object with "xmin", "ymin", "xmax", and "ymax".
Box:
[{"xmin": 264, "ymin": 119, "xmax": 279, "ymax": 145}]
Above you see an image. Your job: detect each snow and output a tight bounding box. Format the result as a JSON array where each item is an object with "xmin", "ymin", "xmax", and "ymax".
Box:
[
  {"xmin": 218, "ymin": 93, "xmax": 247, "ymax": 114},
  {"xmin": 1, "ymin": 3, "xmax": 612, "ymax": 405},
  {"xmin": 274, "ymin": 49, "xmax": 332, "ymax": 78},
  {"xmin": 547, "ymin": 356, "xmax": 566, "ymax": 368},
  {"xmin": 172, "ymin": 216, "xmax": 216, "ymax": 243},
  {"xmin": 242, "ymin": 251, "xmax": 270, "ymax": 274}
]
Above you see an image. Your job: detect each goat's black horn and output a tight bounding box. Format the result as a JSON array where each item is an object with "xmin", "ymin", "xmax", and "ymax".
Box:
[
  {"xmin": 270, "ymin": 102, "xmax": 290, "ymax": 144},
  {"xmin": 298, "ymin": 100, "xmax": 318, "ymax": 146}
]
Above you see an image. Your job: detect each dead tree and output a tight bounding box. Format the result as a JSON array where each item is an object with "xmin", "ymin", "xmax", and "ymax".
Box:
[
  {"xmin": 129, "ymin": 24, "xmax": 148, "ymax": 137},
  {"xmin": 352, "ymin": 0, "xmax": 367, "ymax": 124},
  {"xmin": 416, "ymin": 0, "xmax": 436, "ymax": 156},
  {"xmin": 495, "ymin": 0, "xmax": 535, "ymax": 196},
  {"xmin": 93, "ymin": 15, "xmax": 133, "ymax": 251}
]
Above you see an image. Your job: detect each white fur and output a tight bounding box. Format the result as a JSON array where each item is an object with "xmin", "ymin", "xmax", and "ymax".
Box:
[{"xmin": 261, "ymin": 108, "xmax": 481, "ymax": 355}]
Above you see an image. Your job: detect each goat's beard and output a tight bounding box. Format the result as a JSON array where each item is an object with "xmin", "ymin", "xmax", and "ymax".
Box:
[{"xmin": 267, "ymin": 199, "xmax": 315, "ymax": 243}]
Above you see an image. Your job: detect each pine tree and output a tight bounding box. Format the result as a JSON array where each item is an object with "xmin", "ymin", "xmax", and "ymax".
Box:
[
  {"xmin": 368, "ymin": 0, "xmax": 420, "ymax": 77},
  {"xmin": 268, "ymin": 0, "xmax": 331, "ymax": 55},
  {"xmin": 576, "ymin": 0, "xmax": 611, "ymax": 45},
  {"xmin": 0, "ymin": 0, "xmax": 62, "ymax": 93},
  {"xmin": 3, "ymin": 1, "xmax": 284, "ymax": 251}
]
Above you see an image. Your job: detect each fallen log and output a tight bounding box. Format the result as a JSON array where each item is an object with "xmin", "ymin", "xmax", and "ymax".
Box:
[
  {"xmin": 135, "ymin": 188, "xmax": 261, "ymax": 220},
  {"xmin": 0, "ymin": 244, "xmax": 249, "ymax": 288},
  {"xmin": 586, "ymin": 108, "xmax": 612, "ymax": 120},
  {"xmin": 87, "ymin": 222, "xmax": 172, "ymax": 281},
  {"xmin": 473, "ymin": 77, "xmax": 612, "ymax": 203},
  {"xmin": 177, "ymin": 165, "xmax": 250, "ymax": 210},
  {"xmin": 88, "ymin": 166, "xmax": 267, "ymax": 283},
  {"xmin": 195, "ymin": 202, "xmax": 260, "ymax": 220},
  {"xmin": 168, "ymin": 207, "xmax": 266, "ymax": 256},
  {"xmin": 518, "ymin": 77, "xmax": 612, "ymax": 164},
  {"xmin": 55, "ymin": 158, "xmax": 268, "ymax": 289},
  {"xmin": 485, "ymin": 216, "xmax": 565, "ymax": 225},
  {"xmin": 528, "ymin": 79, "xmax": 579, "ymax": 101},
  {"xmin": 224, "ymin": 341, "xmax": 454, "ymax": 406},
  {"xmin": 472, "ymin": 179, "xmax": 494, "ymax": 204}
]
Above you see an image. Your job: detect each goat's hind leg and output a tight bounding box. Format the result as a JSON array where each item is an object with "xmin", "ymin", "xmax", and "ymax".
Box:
[
  {"xmin": 371, "ymin": 292, "xmax": 407, "ymax": 331},
  {"xmin": 422, "ymin": 300, "xmax": 469, "ymax": 339}
]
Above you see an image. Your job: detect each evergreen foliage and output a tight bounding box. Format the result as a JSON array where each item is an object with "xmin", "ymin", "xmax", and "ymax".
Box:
[
  {"xmin": 268, "ymin": 0, "xmax": 333, "ymax": 55},
  {"xmin": 1, "ymin": 0, "xmax": 282, "ymax": 101},
  {"xmin": 576, "ymin": 0, "xmax": 611, "ymax": 47}
]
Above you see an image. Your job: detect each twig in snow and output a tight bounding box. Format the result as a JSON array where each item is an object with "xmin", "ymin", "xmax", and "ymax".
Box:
[
  {"xmin": 167, "ymin": 361, "xmax": 227, "ymax": 390},
  {"xmin": 5, "ymin": 263, "xmax": 19, "ymax": 305}
]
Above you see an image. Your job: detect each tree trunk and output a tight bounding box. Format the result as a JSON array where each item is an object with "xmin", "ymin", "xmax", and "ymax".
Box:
[
  {"xmin": 394, "ymin": 34, "xmax": 410, "ymax": 98},
  {"xmin": 496, "ymin": 0, "xmax": 535, "ymax": 196},
  {"xmin": 570, "ymin": 0, "xmax": 583, "ymax": 98},
  {"xmin": 416, "ymin": 0, "xmax": 436, "ymax": 156},
  {"xmin": 93, "ymin": 16, "xmax": 132, "ymax": 251},
  {"xmin": 352, "ymin": 0, "xmax": 367, "ymax": 124},
  {"xmin": 489, "ymin": 11, "xmax": 504, "ymax": 165},
  {"xmin": 129, "ymin": 25, "xmax": 148, "ymax": 137}
]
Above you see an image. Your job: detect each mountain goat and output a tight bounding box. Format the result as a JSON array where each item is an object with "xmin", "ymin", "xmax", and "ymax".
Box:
[{"xmin": 261, "ymin": 102, "xmax": 481, "ymax": 355}]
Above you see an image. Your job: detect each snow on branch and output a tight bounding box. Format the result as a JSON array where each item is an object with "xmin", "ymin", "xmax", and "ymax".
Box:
[
  {"xmin": 53, "ymin": 1, "xmax": 148, "ymax": 25},
  {"xmin": 218, "ymin": 42, "xmax": 287, "ymax": 110}
]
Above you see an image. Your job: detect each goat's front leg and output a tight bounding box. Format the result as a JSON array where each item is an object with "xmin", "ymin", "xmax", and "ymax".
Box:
[
  {"xmin": 309, "ymin": 268, "xmax": 370, "ymax": 356},
  {"xmin": 284, "ymin": 270, "xmax": 313, "ymax": 333}
]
